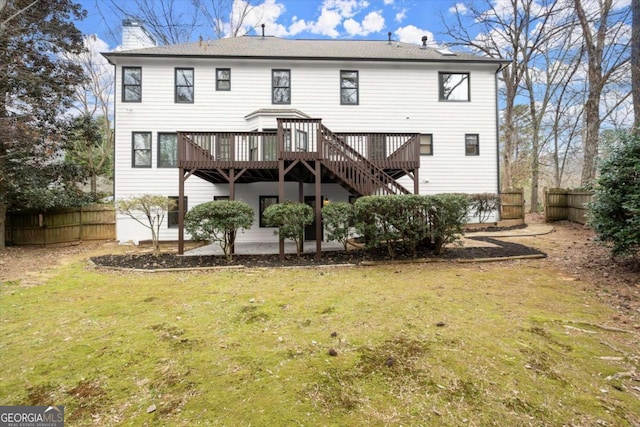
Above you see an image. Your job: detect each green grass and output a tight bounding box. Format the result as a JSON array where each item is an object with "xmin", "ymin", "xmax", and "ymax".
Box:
[{"xmin": 1, "ymin": 260, "xmax": 639, "ymax": 426}]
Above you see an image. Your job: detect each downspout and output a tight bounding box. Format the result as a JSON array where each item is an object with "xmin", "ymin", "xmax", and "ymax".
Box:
[
  {"xmin": 495, "ymin": 62, "xmax": 509, "ymax": 220},
  {"xmin": 495, "ymin": 62, "xmax": 508, "ymax": 195}
]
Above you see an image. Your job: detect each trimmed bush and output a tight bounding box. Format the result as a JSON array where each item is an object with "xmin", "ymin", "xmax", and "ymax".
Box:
[
  {"xmin": 426, "ymin": 193, "xmax": 470, "ymax": 255},
  {"xmin": 321, "ymin": 202, "xmax": 354, "ymax": 251},
  {"xmin": 184, "ymin": 200, "xmax": 254, "ymax": 261},
  {"xmin": 589, "ymin": 132, "xmax": 640, "ymax": 258},
  {"xmin": 263, "ymin": 202, "xmax": 314, "ymax": 257}
]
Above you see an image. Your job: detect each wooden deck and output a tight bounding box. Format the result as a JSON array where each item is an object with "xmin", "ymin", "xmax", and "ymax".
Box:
[{"xmin": 178, "ymin": 118, "xmax": 420, "ymax": 195}]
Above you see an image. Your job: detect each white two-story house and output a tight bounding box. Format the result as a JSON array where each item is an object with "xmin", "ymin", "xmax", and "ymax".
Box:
[{"xmin": 104, "ymin": 21, "xmax": 506, "ymax": 256}]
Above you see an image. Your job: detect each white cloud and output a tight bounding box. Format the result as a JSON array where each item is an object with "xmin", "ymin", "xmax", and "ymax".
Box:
[
  {"xmin": 394, "ymin": 8, "xmax": 406, "ymax": 23},
  {"xmin": 384, "ymin": 0, "xmax": 394, "ymax": 4},
  {"xmin": 310, "ymin": 8, "xmax": 343, "ymax": 37},
  {"xmin": 448, "ymin": 3, "xmax": 468, "ymax": 14},
  {"xmin": 394, "ymin": 25, "xmax": 434, "ymax": 45},
  {"xmin": 234, "ymin": 0, "xmax": 288, "ymax": 37},
  {"xmin": 288, "ymin": 17, "xmax": 310, "ymax": 36},
  {"xmin": 342, "ymin": 10, "xmax": 384, "ymax": 36}
]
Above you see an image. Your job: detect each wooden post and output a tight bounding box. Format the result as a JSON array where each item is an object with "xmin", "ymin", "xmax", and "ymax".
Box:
[
  {"xmin": 178, "ymin": 168, "xmax": 185, "ymax": 255},
  {"xmin": 278, "ymin": 159, "xmax": 285, "ymax": 261},
  {"xmin": 315, "ymin": 161, "xmax": 322, "ymax": 260}
]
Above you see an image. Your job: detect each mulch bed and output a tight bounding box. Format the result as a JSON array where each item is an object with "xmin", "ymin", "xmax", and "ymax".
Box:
[{"xmin": 90, "ymin": 237, "xmax": 546, "ymax": 270}]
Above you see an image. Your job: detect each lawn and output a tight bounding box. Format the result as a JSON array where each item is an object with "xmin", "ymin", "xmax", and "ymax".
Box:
[{"xmin": 1, "ymin": 256, "xmax": 639, "ymax": 426}]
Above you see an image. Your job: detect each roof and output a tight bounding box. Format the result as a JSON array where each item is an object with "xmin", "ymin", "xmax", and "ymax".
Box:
[{"xmin": 103, "ymin": 35, "xmax": 506, "ymax": 65}]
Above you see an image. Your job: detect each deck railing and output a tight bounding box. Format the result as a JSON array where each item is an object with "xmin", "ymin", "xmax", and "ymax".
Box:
[{"xmin": 179, "ymin": 121, "xmax": 419, "ymax": 168}]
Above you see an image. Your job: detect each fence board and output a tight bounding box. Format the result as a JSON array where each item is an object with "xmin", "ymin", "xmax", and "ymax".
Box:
[
  {"xmin": 6, "ymin": 204, "xmax": 116, "ymax": 246},
  {"xmin": 500, "ymin": 189, "xmax": 524, "ymax": 220},
  {"xmin": 544, "ymin": 189, "xmax": 593, "ymax": 224}
]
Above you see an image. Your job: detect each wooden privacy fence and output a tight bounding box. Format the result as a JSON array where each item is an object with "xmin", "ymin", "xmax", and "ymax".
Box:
[
  {"xmin": 545, "ymin": 189, "xmax": 593, "ymax": 224},
  {"xmin": 6, "ymin": 204, "xmax": 116, "ymax": 246},
  {"xmin": 500, "ymin": 189, "xmax": 525, "ymax": 220}
]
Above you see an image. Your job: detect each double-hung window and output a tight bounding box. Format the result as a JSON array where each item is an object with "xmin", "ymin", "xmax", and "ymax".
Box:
[
  {"xmin": 132, "ymin": 132, "xmax": 152, "ymax": 167},
  {"xmin": 272, "ymin": 70, "xmax": 290, "ymax": 104},
  {"xmin": 340, "ymin": 70, "xmax": 358, "ymax": 105},
  {"xmin": 158, "ymin": 133, "xmax": 178, "ymax": 167},
  {"xmin": 216, "ymin": 68, "xmax": 231, "ymax": 91},
  {"xmin": 465, "ymin": 134, "xmax": 479, "ymax": 156},
  {"xmin": 439, "ymin": 72, "xmax": 470, "ymax": 101},
  {"xmin": 122, "ymin": 67, "xmax": 142, "ymax": 102},
  {"xmin": 175, "ymin": 68, "xmax": 194, "ymax": 103},
  {"xmin": 168, "ymin": 196, "xmax": 187, "ymax": 228},
  {"xmin": 420, "ymin": 134, "xmax": 433, "ymax": 156}
]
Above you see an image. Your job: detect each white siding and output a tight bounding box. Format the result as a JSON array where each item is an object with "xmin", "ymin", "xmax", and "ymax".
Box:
[{"xmin": 113, "ymin": 56, "xmax": 500, "ymax": 243}]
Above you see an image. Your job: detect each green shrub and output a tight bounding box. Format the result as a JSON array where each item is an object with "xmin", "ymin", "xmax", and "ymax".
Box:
[
  {"xmin": 353, "ymin": 194, "xmax": 467, "ymax": 258},
  {"xmin": 321, "ymin": 202, "xmax": 354, "ymax": 251},
  {"xmin": 263, "ymin": 202, "xmax": 314, "ymax": 257},
  {"xmin": 184, "ymin": 200, "xmax": 254, "ymax": 261},
  {"xmin": 589, "ymin": 132, "xmax": 640, "ymax": 258},
  {"xmin": 468, "ymin": 193, "xmax": 500, "ymax": 223},
  {"xmin": 425, "ymin": 194, "xmax": 470, "ymax": 255}
]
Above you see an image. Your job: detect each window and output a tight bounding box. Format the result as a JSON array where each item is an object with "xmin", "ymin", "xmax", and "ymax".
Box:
[
  {"xmin": 216, "ymin": 68, "xmax": 230, "ymax": 91},
  {"xmin": 263, "ymin": 134, "xmax": 277, "ymax": 161},
  {"xmin": 420, "ymin": 134, "xmax": 433, "ymax": 156},
  {"xmin": 122, "ymin": 67, "xmax": 142, "ymax": 102},
  {"xmin": 158, "ymin": 133, "xmax": 178, "ymax": 167},
  {"xmin": 272, "ymin": 69, "xmax": 290, "ymax": 104},
  {"xmin": 259, "ymin": 196, "xmax": 278, "ymax": 227},
  {"xmin": 340, "ymin": 70, "xmax": 358, "ymax": 105},
  {"xmin": 465, "ymin": 134, "xmax": 479, "ymax": 156},
  {"xmin": 439, "ymin": 72, "xmax": 469, "ymax": 101},
  {"xmin": 214, "ymin": 195, "xmax": 229, "ymax": 201},
  {"xmin": 175, "ymin": 68, "xmax": 194, "ymax": 103},
  {"xmin": 168, "ymin": 196, "xmax": 187, "ymax": 228},
  {"xmin": 216, "ymin": 134, "xmax": 231, "ymax": 161},
  {"xmin": 132, "ymin": 132, "xmax": 152, "ymax": 167}
]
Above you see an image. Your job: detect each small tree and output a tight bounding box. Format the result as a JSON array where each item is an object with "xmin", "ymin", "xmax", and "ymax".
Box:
[
  {"xmin": 263, "ymin": 202, "xmax": 314, "ymax": 258},
  {"xmin": 184, "ymin": 200, "xmax": 254, "ymax": 261},
  {"xmin": 321, "ymin": 202, "xmax": 353, "ymax": 251},
  {"xmin": 116, "ymin": 195, "xmax": 176, "ymax": 253},
  {"xmin": 589, "ymin": 132, "xmax": 640, "ymax": 258},
  {"xmin": 468, "ymin": 193, "xmax": 501, "ymax": 223}
]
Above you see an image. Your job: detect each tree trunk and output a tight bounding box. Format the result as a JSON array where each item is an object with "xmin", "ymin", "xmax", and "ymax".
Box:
[
  {"xmin": 581, "ymin": 90, "xmax": 602, "ymax": 185},
  {"xmin": 0, "ymin": 201, "xmax": 6, "ymax": 249},
  {"xmin": 530, "ymin": 134, "xmax": 540, "ymax": 213},
  {"xmin": 633, "ymin": 0, "xmax": 640, "ymax": 134},
  {"xmin": 91, "ymin": 173, "xmax": 97, "ymax": 194}
]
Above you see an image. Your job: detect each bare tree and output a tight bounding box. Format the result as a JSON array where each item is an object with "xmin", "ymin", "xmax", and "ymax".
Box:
[
  {"xmin": 64, "ymin": 35, "xmax": 115, "ymax": 194},
  {"xmin": 194, "ymin": 0, "xmax": 258, "ymax": 38},
  {"xmin": 442, "ymin": 0, "xmax": 533, "ymax": 191},
  {"xmin": 573, "ymin": 0, "xmax": 631, "ymax": 185}
]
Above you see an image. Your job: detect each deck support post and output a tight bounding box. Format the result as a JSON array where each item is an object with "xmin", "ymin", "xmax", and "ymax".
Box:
[
  {"xmin": 178, "ymin": 167, "xmax": 185, "ymax": 255},
  {"xmin": 278, "ymin": 159, "xmax": 285, "ymax": 261},
  {"xmin": 315, "ymin": 161, "xmax": 322, "ymax": 260},
  {"xmin": 414, "ymin": 167, "xmax": 419, "ymax": 194},
  {"xmin": 299, "ymin": 180, "xmax": 304, "ymax": 253}
]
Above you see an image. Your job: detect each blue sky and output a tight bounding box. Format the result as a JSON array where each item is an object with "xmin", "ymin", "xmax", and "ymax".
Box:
[{"xmin": 75, "ymin": 0, "xmax": 467, "ymax": 50}]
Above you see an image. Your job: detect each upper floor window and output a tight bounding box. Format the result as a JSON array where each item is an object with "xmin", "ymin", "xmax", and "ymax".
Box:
[
  {"xmin": 272, "ymin": 69, "xmax": 290, "ymax": 104},
  {"xmin": 340, "ymin": 70, "xmax": 358, "ymax": 105},
  {"xmin": 132, "ymin": 132, "xmax": 152, "ymax": 167},
  {"xmin": 420, "ymin": 134, "xmax": 433, "ymax": 156},
  {"xmin": 158, "ymin": 133, "xmax": 178, "ymax": 167},
  {"xmin": 439, "ymin": 72, "xmax": 469, "ymax": 101},
  {"xmin": 122, "ymin": 67, "xmax": 142, "ymax": 102},
  {"xmin": 175, "ymin": 68, "xmax": 194, "ymax": 103},
  {"xmin": 216, "ymin": 68, "xmax": 231, "ymax": 91},
  {"xmin": 465, "ymin": 133, "xmax": 479, "ymax": 156}
]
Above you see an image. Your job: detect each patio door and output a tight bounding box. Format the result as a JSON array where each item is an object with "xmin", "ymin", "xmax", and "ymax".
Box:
[{"xmin": 304, "ymin": 195, "xmax": 324, "ymax": 241}]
